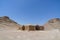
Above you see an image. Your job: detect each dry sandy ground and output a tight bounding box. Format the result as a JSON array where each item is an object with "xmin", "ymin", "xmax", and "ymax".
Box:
[{"xmin": 0, "ymin": 29, "xmax": 60, "ymax": 40}]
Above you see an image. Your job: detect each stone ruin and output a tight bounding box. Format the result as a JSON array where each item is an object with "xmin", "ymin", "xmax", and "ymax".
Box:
[
  {"xmin": 21, "ymin": 25, "xmax": 44, "ymax": 31},
  {"xmin": 21, "ymin": 25, "xmax": 35, "ymax": 31}
]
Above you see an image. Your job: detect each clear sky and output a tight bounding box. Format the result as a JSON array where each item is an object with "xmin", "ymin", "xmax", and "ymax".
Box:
[{"xmin": 0, "ymin": 0, "xmax": 60, "ymax": 25}]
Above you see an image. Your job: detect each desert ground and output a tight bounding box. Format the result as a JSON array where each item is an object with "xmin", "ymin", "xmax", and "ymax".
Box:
[{"xmin": 0, "ymin": 29, "xmax": 60, "ymax": 40}]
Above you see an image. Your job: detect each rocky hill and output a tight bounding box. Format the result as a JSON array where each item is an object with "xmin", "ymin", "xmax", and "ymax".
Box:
[
  {"xmin": 44, "ymin": 18, "xmax": 60, "ymax": 30},
  {"xmin": 0, "ymin": 16, "xmax": 21, "ymax": 30}
]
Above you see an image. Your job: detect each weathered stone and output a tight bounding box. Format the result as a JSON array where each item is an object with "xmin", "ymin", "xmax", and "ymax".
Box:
[
  {"xmin": 21, "ymin": 25, "xmax": 36, "ymax": 31},
  {"xmin": 39, "ymin": 26, "xmax": 44, "ymax": 30}
]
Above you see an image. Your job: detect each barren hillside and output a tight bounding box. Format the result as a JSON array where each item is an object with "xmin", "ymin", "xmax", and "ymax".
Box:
[
  {"xmin": 44, "ymin": 18, "xmax": 60, "ymax": 30},
  {"xmin": 0, "ymin": 16, "xmax": 21, "ymax": 30}
]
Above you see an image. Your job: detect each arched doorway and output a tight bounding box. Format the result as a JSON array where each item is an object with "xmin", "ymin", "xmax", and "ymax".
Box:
[
  {"xmin": 35, "ymin": 25, "xmax": 40, "ymax": 30},
  {"xmin": 22, "ymin": 25, "xmax": 25, "ymax": 30}
]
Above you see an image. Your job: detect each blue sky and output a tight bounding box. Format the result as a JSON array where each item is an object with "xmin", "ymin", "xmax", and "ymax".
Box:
[{"xmin": 0, "ymin": 0, "xmax": 60, "ymax": 25}]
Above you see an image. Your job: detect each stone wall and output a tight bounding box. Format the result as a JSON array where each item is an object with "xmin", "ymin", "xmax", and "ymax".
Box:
[{"xmin": 21, "ymin": 25, "xmax": 44, "ymax": 31}]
